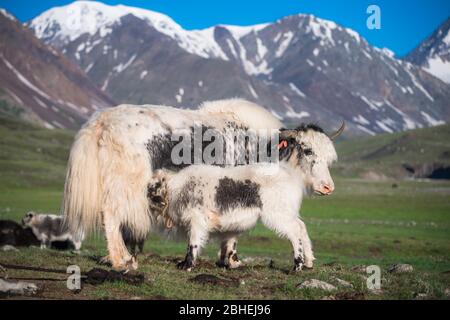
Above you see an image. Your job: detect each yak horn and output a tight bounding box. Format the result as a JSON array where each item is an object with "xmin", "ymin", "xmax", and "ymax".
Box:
[{"xmin": 329, "ymin": 121, "xmax": 345, "ymax": 140}]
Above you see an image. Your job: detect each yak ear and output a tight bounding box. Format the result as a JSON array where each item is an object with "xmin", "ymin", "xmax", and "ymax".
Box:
[{"xmin": 277, "ymin": 140, "xmax": 289, "ymax": 149}]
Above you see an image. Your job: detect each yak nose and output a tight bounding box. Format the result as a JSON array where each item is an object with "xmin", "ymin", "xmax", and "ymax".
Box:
[
  {"xmin": 323, "ymin": 184, "xmax": 334, "ymax": 194},
  {"xmin": 317, "ymin": 183, "xmax": 334, "ymax": 195}
]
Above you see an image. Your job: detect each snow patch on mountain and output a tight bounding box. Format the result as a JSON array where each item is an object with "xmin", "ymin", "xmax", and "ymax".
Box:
[
  {"xmin": 275, "ymin": 32, "xmax": 294, "ymax": 57},
  {"xmin": 353, "ymin": 115, "xmax": 370, "ymax": 126},
  {"xmin": 248, "ymin": 84, "xmax": 258, "ymax": 98},
  {"xmin": 175, "ymin": 87, "xmax": 184, "ymax": 103},
  {"xmin": 376, "ymin": 120, "xmax": 394, "ymax": 133},
  {"xmin": 356, "ymin": 125, "xmax": 375, "ymax": 136},
  {"xmin": 256, "ymin": 38, "xmax": 268, "ymax": 60},
  {"xmin": 424, "ymin": 55, "xmax": 450, "ymax": 84},
  {"xmin": 421, "ymin": 111, "xmax": 445, "ymax": 126},
  {"xmin": 1, "ymin": 54, "xmax": 51, "ymax": 100},
  {"xmin": 305, "ymin": 16, "xmax": 336, "ymax": 46},
  {"xmin": 30, "ymin": 1, "xmax": 229, "ymax": 60},
  {"xmin": 0, "ymin": 8, "xmax": 16, "ymax": 21},
  {"xmin": 113, "ymin": 54, "xmax": 136, "ymax": 73},
  {"xmin": 289, "ymin": 83, "xmax": 306, "ymax": 98},
  {"xmin": 140, "ymin": 70, "xmax": 148, "ymax": 79},
  {"xmin": 223, "ymin": 23, "xmax": 269, "ymax": 39}
]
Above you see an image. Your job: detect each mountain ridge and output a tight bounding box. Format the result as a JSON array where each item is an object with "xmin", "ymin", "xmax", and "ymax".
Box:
[
  {"xmin": 405, "ymin": 17, "xmax": 450, "ymax": 84},
  {"xmin": 13, "ymin": 2, "xmax": 450, "ymax": 134},
  {"xmin": 0, "ymin": 8, "xmax": 115, "ymax": 129}
]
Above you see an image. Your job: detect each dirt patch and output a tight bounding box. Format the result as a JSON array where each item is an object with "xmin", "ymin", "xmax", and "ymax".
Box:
[
  {"xmin": 368, "ymin": 246, "xmax": 382, "ymax": 256},
  {"xmin": 189, "ymin": 274, "xmax": 240, "ymax": 287},
  {"xmin": 84, "ymin": 268, "xmax": 145, "ymax": 285},
  {"xmin": 334, "ymin": 291, "xmax": 366, "ymax": 300},
  {"xmin": 261, "ymin": 283, "xmax": 285, "ymax": 295},
  {"xmin": 195, "ymin": 260, "xmax": 216, "ymax": 269},
  {"xmin": 146, "ymin": 294, "xmax": 170, "ymax": 300}
]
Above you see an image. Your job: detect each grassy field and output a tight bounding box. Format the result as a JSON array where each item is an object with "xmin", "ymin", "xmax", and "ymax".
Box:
[{"xmin": 0, "ymin": 114, "xmax": 449, "ymax": 299}]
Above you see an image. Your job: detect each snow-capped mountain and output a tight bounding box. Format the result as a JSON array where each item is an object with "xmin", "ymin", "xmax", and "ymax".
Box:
[
  {"xmin": 405, "ymin": 18, "xmax": 450, "ymax": 84},
  {"xmin": 28, "ymin": 1, "xmax": 450, "ymax": 135},
  {"xmin": 0, "ymin": 8, "xmax": 114, "ymax": 129}
]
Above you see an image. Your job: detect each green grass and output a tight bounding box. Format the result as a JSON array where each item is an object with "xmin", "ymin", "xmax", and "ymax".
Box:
[
  {"xmin": 0, "ymin": 115, "xmax": 449, "ymax": 299},
  {"xmin": 1, "ymin": 179, "xmax": 449, "ymax": 299},
  {"xmin": 0, "ymin": 113, "xmax": 74, "ymax": 189}
]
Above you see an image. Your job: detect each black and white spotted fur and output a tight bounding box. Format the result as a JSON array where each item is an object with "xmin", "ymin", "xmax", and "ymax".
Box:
[{"xmin": 22, "ymin": 212, "xmax": 82, "ymax": 250}]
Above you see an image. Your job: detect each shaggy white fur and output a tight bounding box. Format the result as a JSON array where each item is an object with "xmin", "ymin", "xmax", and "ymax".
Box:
[{"xmin": 63, "ymin": 99, "xmax": 283, "ymax": 270}]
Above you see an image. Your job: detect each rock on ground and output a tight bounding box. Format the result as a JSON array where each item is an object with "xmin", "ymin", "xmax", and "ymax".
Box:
[
  {"xmin": 444, "ymin": 288, "xmax": 450, "ymax": 297},
  {"xmin": 0, "ymin": 279, "xmax": 38, "ymax": 296},
  {"xmin": 388, "ymin": 264, "xmax": 414, "ymax": 273},
  {"xmin": 414, "ymin": 293, "xmax": 428, "ymax": 299},
  {"xmin": 297, "ymin": 279, "xmax": 337, "ymax": 291},
  {"xmin": 333, "ymin": 277, "xmax": 354, "ymax": 288},
  {"xmin": 1, "ymin": 245, "xmax": 18, "ymax": 252},
  {"xmin": 351, "ymin": 265, "xmax": 367, "ymax": 273}
]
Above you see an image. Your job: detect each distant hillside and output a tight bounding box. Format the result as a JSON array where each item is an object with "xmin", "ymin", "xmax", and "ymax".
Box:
[
  {"xmin": 0, "ymin": 9, "xmax": 114, "ymax": 129},
  {"xmin": 334, "ymin": 123, "xmax": 450, "ymax": 180},
  {"xmin": 0, "ymin": 108, "xmax": 73, "ymax": 189}
]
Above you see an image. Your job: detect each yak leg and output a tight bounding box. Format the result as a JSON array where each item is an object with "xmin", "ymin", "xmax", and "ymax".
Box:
[
  {"xmin": 103, "ymin": 212, "xmax": 137, "ymax": 271},
  {"xmin": 217, "ymin": 234, "xmax": 242, "ymax": 269},
  {"xmin": 297, "ymin": 219, "xmax": 315, "ymax": 269},
  {"xmin": 137, "ymin": 240, "xmax": 145, "ymax": 254},
  {"xmin": 73, "ymin": 240, "xmax": 82, "ymax": 251},
  {"xmin": 262, "ymin": 216, "xmax": 306, "ymax": 271},
  {"xmin": 40, "ymin": 236, "xmax": 50, "ymax": 249},
  {"xmin": 177, "ymin": 214, "xmax": 209, "ymax": 271}
]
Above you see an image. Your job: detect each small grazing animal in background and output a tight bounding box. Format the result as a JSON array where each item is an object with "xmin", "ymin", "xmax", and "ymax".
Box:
[
  {"xmin": 22, "ymin": 212, "xmax": 83, "ymax": 250},
  {"xmin": 0, "ymin": 220, "xmax": 40, "ymax": 247}
]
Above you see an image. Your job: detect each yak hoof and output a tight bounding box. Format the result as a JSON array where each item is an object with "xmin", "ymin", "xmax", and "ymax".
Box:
[
  {"xmin": 125, "ymin": 256, "xmax": 138, "ymax": 271},
  {"xmin": 304, "ymin": 257, "xmax": 315, "ymax": 269},
  {"xmin": 111, "ymin": 257, "xmax": 138, "ymax": 272},
  {"xmin": 228, "ymin": 252, "xmax": 242, "ymax": 269},
  {"xmin": 177, "ymin": 260, "xmax": 194, "ymax": 271},
  {"xmin": 293, "ymin": 264, "xmax": 303, "ymax": 272},
  {"xmin": 98, "ymin": 255, "xmax": 111, "ymax": 266}
]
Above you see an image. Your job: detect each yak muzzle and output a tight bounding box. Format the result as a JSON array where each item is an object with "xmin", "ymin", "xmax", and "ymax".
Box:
[{"xmin": 314, "ymin": 184, "xmax": 334, "ymax": 196}]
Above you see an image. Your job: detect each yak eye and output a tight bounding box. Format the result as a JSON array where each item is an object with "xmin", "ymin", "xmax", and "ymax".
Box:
[{"xmin": 304, "ymin": 149, "xmax": 313, "ymax": 156}]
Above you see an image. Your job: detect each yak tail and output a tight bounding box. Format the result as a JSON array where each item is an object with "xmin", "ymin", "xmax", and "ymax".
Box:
[{"xmin": 62, "ymin": 119, "xmax": 102, "ymax": 239}]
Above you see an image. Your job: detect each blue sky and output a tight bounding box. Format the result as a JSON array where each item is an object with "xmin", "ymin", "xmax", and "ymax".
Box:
[{"xmin": 1, "ymin": 0, "xmax": 449, "ymax": 57}]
